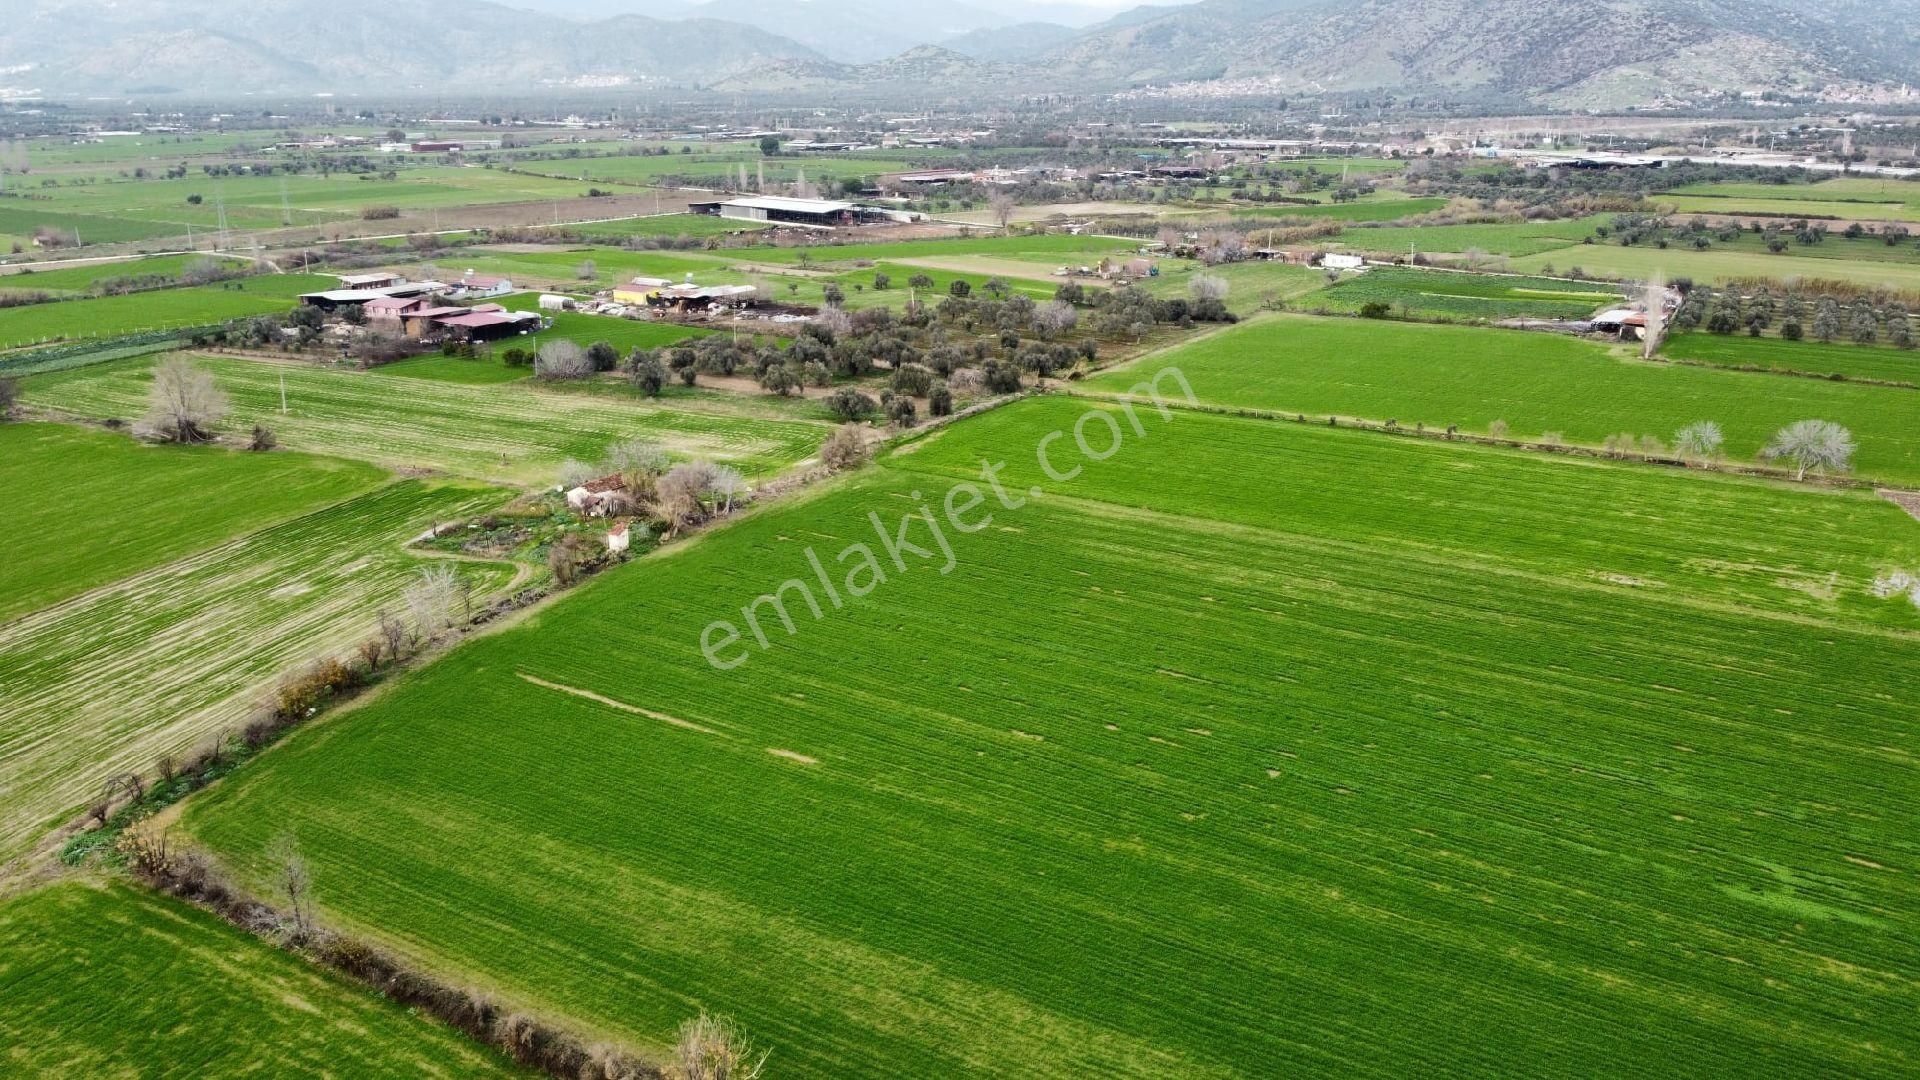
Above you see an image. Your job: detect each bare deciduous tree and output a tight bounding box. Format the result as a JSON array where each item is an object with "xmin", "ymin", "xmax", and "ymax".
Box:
[
  {"xmin": 404, "ymin": 564, "xmax": 463, "ymax": 639},
  {"xmin": 1189, "ymin": 274, "xmax": 1230, "ymax": 303},
  {"xmin": 140, "ymin": 357, "xmax": 228, "ymax": 443},
  {"xmin": 1034, "ymin": 300, "xmax": 1078, "ymax": 338},
  {"xmin": 1763, "ymin": 419, "xmax": 1857, "ymax": 480},
  {"xmin": 820, "ymin": 424, "xmax": 871, "ymax": 473},
  {"xmin": 1673, "ymin": 420, "xmax": 1724, "ymax": 464},
  {"xmin": 535, "ymin": 339, "xmax": 593, "ymax": 380},
  {"xmin": 674, "ymin": 1013, "xmax": 768, "ymax": 1080},
  {"xmin": 269, "ymin": 832, "xmax": 314, "ymax": 936},
  {"xmin": 653, "ymin": 460, "xmax": 721, "ymax": 535},
  {"xmin": 988, "ymin": 193, "xmax": 1016, "ymax": 233}
]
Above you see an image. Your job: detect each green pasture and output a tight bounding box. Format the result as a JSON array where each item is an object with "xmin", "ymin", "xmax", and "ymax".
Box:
[
  {"xmin": 1085, "ymin": 314, "xmax": 1920, "ymax": 483},
  {"xmin": 0, "ymin": 881, "xmax": 523, "ymax": 1076},
  {"xmin": 177, "ymin": 397, "xmax": 1920, "ymax": 1077},
  {"xmin": 24, "ymin": 353, "xmax": 831, "ymax": 483},
  {"xmin": 0, "ymin": 422, "xmax": 383, "ymax": 621}
]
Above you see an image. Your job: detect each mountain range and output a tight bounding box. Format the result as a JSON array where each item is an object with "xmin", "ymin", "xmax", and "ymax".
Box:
[{"xmin": 3, "ymin": 0, "xmax": 1917, "ymax": 108}]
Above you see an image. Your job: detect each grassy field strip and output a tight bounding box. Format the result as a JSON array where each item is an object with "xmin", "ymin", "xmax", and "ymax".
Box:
[
  {"xmin": 1083, "ymin": 314, "xmax": 1920, "ymax": 486},
  {"xmin": 0, "ymin": 253, "xmax": 251, "ymax": 297},
  {"xmin": 0, "ymin": 423, "xmax": 386, "ymax": 622},
  {"xmin": 1510, "ymin": 243, "xmax": 1920, "ymax": 291},
  {"xmin": 178, "ymin": 401, "xmax": 1920, "ymax": 1076},
  {"xmin": 1312, "ymin": 268, "xmax": 1621, "ymax": 320},
  {"xmin": 1663, "ymin": 333, "xmax": 1920, "ymax": 384},
  {"xmin": 1659, "ymin": 195, "xmax": 1920, "ymax": 222},
  {"xmin": 0, "ymin": 880, "xmax": 525, "ymax": 1076},
  {"xmin": 1328, "ymin": 216, "xmax": 1607, "ymax": 257},
  {"xmin": 0, "ymin": 275, "xmax": 332, "ymax": 350},
  {"xmin": 0, "ymin": 480, "xmax": 514, "ymax": 862},
  {"xmin": 23, "ymin": 354, "xmax": 832, "ymax": 483}
]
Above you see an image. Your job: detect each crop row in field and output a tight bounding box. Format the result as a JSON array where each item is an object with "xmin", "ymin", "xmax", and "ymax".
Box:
[
  {"xmin": 1659, "ymin": 178, "xmax": 1920, "ymax": 221},
  {"xmin": 1082, "ymin": 314, "xmax": 1920, "ymax": 484},
  {"xmin": 0, "ymin": 881, "xmax": 522, "ymax": 1076},
  {"xmin": 178, "ymin": 398, "xmax": 1920, "ymax": 1077},
  {"xmin": 1662, "ymin": 331, "xmax": 1920, "ymax": 383},
  {"xmin": 0, "ymin": 423, "xmax": 385, "ymax": 622},
  {"xmin": 1310, "ymin": 267, "xmax": 1621, "ymax": 320},
  {"xmin": 24, "ymin": 353, "xmax": 832, "ymax": 483},
  {"xmin": 0, "ymin": 477, "xmax": 515, "ymax": 861}
]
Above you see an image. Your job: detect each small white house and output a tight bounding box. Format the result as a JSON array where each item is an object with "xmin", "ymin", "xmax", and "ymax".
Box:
[
  {"xmin": 606, "ymin": 522, "xmax": 632, "ymax": 555},
  {"xmin": 1321, "ymin": 253, "xmax": 1366, "ymax": 271}
]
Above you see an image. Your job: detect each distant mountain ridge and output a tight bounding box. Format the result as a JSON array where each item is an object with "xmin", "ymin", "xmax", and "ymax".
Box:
[
  {"xmin": 0, "ymin": 0, "xmax": 823, "ymax": 96},
  {"xmin": 2, "ymin": 0, "xmax": 1915, "ymax": 106}
]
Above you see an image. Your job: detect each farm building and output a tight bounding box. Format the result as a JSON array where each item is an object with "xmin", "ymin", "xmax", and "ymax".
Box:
[
  {"xmin": 567, "ymin": 476, "xmax": 627, "ymax": 517},
  {"xmin": 452, "ymin": 271, "xmax": 514, "ymax": 298},
  {"xmin": 647, "ymin": 284, "xmax": 759, "ymax": 312},
  {"xmin": 434, "ymin": 307, "xmax": 543, "ymax": 343},
  {"xmin": 716, "ymin": 196, "xmax": 855, "ymax": 228},
  {"xmin": 297, "ymin": 281, "xmax": 448, "ymax": 311},
  {"xmin": 537, "ymin": 294, "xmax": 573, "ymax": 311},
  {"xmin": 606, "ymin": 523, "xmax": 632, "ymax": 555},
  {"xmin": 336, "ymin": 271, "xmax": 402, "ymax": 289},
  {"xmin": 1319, "ymin": 253, "xmax": 1367, "ymax": 271},
  {"xmin": 612, "ymin": 277, "xmax": 674, "ymax": 306}
]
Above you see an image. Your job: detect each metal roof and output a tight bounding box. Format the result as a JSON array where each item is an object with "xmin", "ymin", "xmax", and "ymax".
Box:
[{"xmin": 722, "ymin": 196, "xmax": 853, "ymax": 214}]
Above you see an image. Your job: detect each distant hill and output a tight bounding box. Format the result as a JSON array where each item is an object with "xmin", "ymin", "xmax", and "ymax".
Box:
[
  {"xmin": 939, "ymin": 23, "xmax": 1084, "ymax": 63},
  {"xmin": 0, "ymin": 0, "xmax": 823, "ymax": 96},
  {"xmin": 1041, "ymin": 0, "xmax": 1920, "ymax": 107},
  {"xmin": 4, "ymin": 0, "xmax": 1916, "ymax": 106}
]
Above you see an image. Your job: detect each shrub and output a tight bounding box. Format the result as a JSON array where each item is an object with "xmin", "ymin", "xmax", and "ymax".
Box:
[
  {"xmin": 820, "ymin": 424, "xmax": 870, "ymax": 472},
  {"xmin": 359, "ymin": 205, "xmax": 401, "ymax": 221},
  {"xmin": 824, "ymin": 387, "xmax": 878, "ymax": 421},
  {"xmin": 928, "ymin": 384, "xmax": 953, "ymax": 417},
  {"xmin": 886, "ymin": 395, "xmax": 918, "ymax": 428}
]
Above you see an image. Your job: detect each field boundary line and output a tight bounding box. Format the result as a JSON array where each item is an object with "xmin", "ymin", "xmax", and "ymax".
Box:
[{"xmin": 515, "ymin": 673, "xmax": 720, "ymax": 735}]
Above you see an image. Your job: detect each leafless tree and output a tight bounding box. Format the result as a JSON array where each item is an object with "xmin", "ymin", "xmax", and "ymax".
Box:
[
  {"xmin": 558, "ymin": 457, "xmax": 601, "ymax": 488},
  {"xmin": 1487, "ymin": 419, "xmax": 1509, "ymax": 440},
  {"xmin": 674, "ymin": 1013, "xmax": 768, "ymax": 1080},
  {"xmin": 819, "ymin": 424, "xmax": 871, "ymax": 473},
  {"xmin": 269, "ymin": 832, "xmax": 314, "ymax": 936},
  {"xmin": 653, "ymin": 460, "xmax": 721, "ymax": 534},
  {"xmin": 1189, "ymin": 274, "xmax": 1230, "ymax": 303},
  {"xmin": 1034, "ymin": 300, "xmax": 1078, "ymax": 339},
  {"xmin": 1155, "ymin": 225, "xmax": 1183, "ymax": 252},
  {"xmin": 404, "ymin": 564, "xmax": 463, "ymax": 639},
  {"xmin": 988, "ymin": 193, "xmax": 1016, "ymax": 233},
  {"xmin": 139, "ymin": 357, "xmax": 228, "ymax": 442},
  {"xmin": 1673, "ymin": 420, "xmax": 1724, "ymax": 464},
  {"xmin": 535, "ymin": 339, "xmax": 593, "ymax": 380},
  {"xmin": 604, "ymin": 438, "xmax": 671, "ymax": 480},
  {"xmin": 577, "ymin": 258, "xmax": 597, "ymax": 281},
  {"xmin": 812, "ymin": 306, "xmax": 853, "ymax": 338},
  {"xmin": 711, "ymin": 465, "xmax": 745, "ymax": 514},
  {"xmin": 1641, "ymin": 273, "xmax": 1668, "ymax": 359},
  {"xmin": 1763, "ymin": 419, "xmax": 1857, "ymax": 480},
  {"xmin": 378, "ymin": 608, "xmax": 409, "ymax": 661}
]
